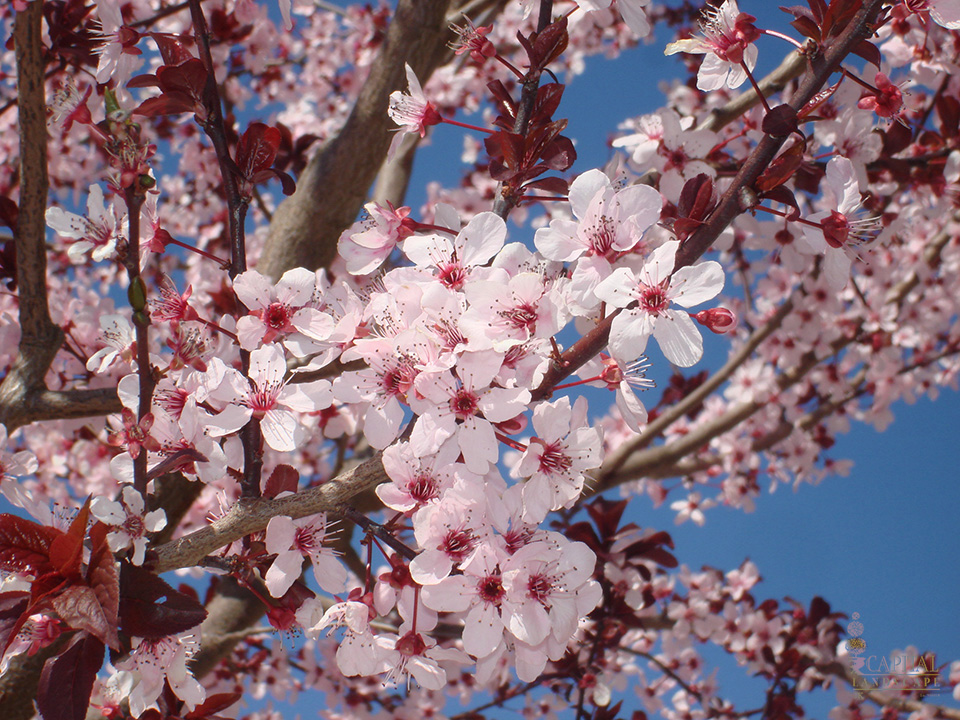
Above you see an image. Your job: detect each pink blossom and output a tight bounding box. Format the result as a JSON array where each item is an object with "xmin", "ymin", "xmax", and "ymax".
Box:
[
  {"xmin": 206, "ymin": 344, "xmax": 333, "ymax": 452},
  {"xmin": 233, "ymin": 268, "xmax": 334, "ymax": 354},
  {"xmin": 115, "ymin": 632, "xmax": 205, "ymax": 717},
  {"xmin": 46, "ymin": 184, "xmax": 126, "ymax": 264},
  {"xmin": 92, "ymin": 0, "xmax": 143, "ymax": 86},
  {"xmin": 797, "ymin": 156, "xmax": 881, "ymax": 289},
  {"xmin": 0, "ymin": 614, "xmax": 62, "ymax": 673},
  {"xmin": 91, "ymin": 485, "xmax": 167, "ymax": 566},
  {"xmin": 339, "ymin": 201, "xmax": 418, "ymax": 275},
  {"xmin": 388, "ymin": 64, "xmax": 442, "ymax": 139},
  {"xmin": 664, "ymin": 0, "xmax": 760, "ymax": 91},
  {"xmin": 594, "ymin": 240, "xmax": 725, "ymax": 366},
  {"xmin": 516, "ymin": 397, "xmax": 602, "ymax": 523},
  {"xmin": 264, "ymin": 513, "xmax": 347, "ymax": 597}
]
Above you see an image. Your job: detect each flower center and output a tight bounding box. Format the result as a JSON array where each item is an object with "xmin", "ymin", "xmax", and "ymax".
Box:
[
  {"xmin": 264, "ymin": 302, "xmax": 292, "ymax": 331},
  {"xmin": 537, "ymin": 441, "xmax": 573, "ymax": 475},
  {"xmin": 500, "ymin": 304, "xmax": 538, "ymax": 331},
  {"xmin": 441, "ymin": 527, "xmax": 476, "ymax": 560},
  {"xmin": 478, "ymin": 575, "xmax": 505, "ymax": 604},
  {"xmin": 527, "ymin": 573, "xmax": 552, "ymax": 603},
  {"xmin": 822, "ymin": 210, "xmax": 850, "ymax": 249},
  {"xmin": 438, "ymin": 263, "xmax": 467, "ymax": 289},
  {"xmin": 450, "ymin": 388, "xmax": 479, "ymax": 420},
  {"xmin": 409, "ymin": 473, "xmax": 440, "ymax": 504},
  {"xmin": 638, "ymin": 281, "xmax": 671, "ymax": 315}
]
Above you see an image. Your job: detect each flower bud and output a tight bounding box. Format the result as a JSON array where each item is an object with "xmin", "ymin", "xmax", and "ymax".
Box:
[{"xmin": 693, "ymin": 307, "xmax": 737, "ymax": 334}]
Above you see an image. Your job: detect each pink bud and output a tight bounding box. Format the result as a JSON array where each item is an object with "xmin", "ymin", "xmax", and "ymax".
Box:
[
  {"xmin": 693, "ymin": 308, "xmax": 737, "ymax": 334},
  {"xmin": 495, "ymin": 413, "xmax": 528, "ymax": 435}
]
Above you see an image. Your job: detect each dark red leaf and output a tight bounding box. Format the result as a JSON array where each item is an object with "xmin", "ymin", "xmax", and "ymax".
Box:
[
  {"xmin": 533, "ymin": 83, "xmax": 565, "ymax": 122},
  {"xmin": 936, "ymin": 95, "xmax": 960, "ymax": 138},
  {"xmin": 789, "ymin": 15, "xmax": 822, "ymax": 40},
  {"xmin": 882, "ymin": 120, "xmax": 912, "ymax": 156},
  {"xmin": 0, "ymin": 514, "xmax": 61, "ymax": 576},
  {"xmin": 264, "ymin": 464, "xmax": 299, "ymax": 499},
  {"xmin": 530, "ymin": 17, "xmax": 568, "ymax": 71},
  {"xmin": 85, "ymin": 523, "xmax": 120, "ymax": 650},
  {"xmin": 798, "ymin": 77, "xmax": 842, "ymax": 120},
  {"xmin": 134, "ymin": 94, "xmax": 199, "ymax": 118},
  {"xmin": 762, "ymin": 104, "xmax": 800, "ymax": 138},
  {"xmin": 126, "ymin": 73, "xmax": 161, "ymax": 89},
  {"xmin": 0, "ymin": 195, "xmax": 18, "ymax": 233},
  {"xmin": 822, "ymin": 0, "xmax": 861, "ymax": 39},
  {"xmin": 757, "ymin": 141, "xmax": 805, "ymax": 192},
  {"xmin": 486, "ymin": 80, "xmax": 517, "ymax": 124},
  {"xmin": 149, "ymin": 32, "xmax": 195, "ymax": 67},
  {"xmin": 760, "ymin": 185, "xmax": 802, "ymax": 221},
  {"xmin": 185, "ymin": 692, "xmax": 243, "ymax": 719},
  {"xmin": 274, "ymin": 170, "xmax": 297, "ymax": 196},
  {"xmin": 49, "ymin": 498, "xmax": 90, "ymax": 579},
  {"xmin": 157, "ymin": 59, "xmax": 208, "ymax": 99},
  {"xmin": 119, "ymin": 563, "xmax": 207, "ymax": 639},
  {"xmin": 522, "ymin": 176, "xmax": 569, "ymax": 195},
  {"xmin": 851, "ymin": 39, "xmax": 881, "ymax": 68},
  {"xmin": 586, "ymin": 497, "xmax": 628, "ymax": 542},
  {"xmin": 37, "ymin": 633, "xmax": 105, "ymax": 720},
  {"xmin": 236, "ymin": 123, "xmax": 282, "ymax": 179},
  {"xmin": 539, "ymin": 135, "xmax": 576, "ymax": 171},
  {"xmin": 50, "ymin": 585, "xmax": 117, "ymax": 649},
  {"xmin": 677, "ymin": 174, "xmax": 716, "ymax": 225}
]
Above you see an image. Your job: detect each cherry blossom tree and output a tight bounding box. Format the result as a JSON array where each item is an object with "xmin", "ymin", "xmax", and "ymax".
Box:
[{"xmin": 1, "ymin": 0, "xmax": 959, "ymax": 719}]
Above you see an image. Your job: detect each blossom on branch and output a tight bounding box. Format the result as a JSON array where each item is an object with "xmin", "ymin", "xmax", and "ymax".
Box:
[
  {"xmin": 664, "ymin": 0, "xmax": 760, "ymax": 91},
  {"xmin": 594, "ymin": 240, "xmax": 725, "ymax": 367}
]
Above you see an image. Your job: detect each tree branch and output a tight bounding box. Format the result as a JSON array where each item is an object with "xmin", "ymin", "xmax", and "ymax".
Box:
[
  {"xmin": 153, "ymin": 451, "xmax": 389, "ymax": 572},
  {"xmin": 0, "ymin": 2, "xmax": 65, "ymax": 432},
  {"xmin": 256, "ymin": 0, "xmax": 457, "ymax": 278}
]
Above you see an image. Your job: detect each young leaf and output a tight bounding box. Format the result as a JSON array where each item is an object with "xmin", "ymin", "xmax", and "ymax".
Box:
[
  {"xmin": 236, "ymin": 123, "xmax": 282, "ymax": 179},
  {"xmin": 85, "ymin": 523, "xmax": 120, "ymax": 650},
  {"xmin": 119, "ymin": 563, "xmax": 207, "ymax": 639},
  {"xmin": 48, "ymin": 498, "xmax": 90, "ymax": 579},
  {"xmin": 50, "ymin": 585, "xmax": 117, "ymax": 650},
  {"xmin": 37, "ymin": 632, "xmax": 105, "ymax": 720},
  {"xmin": 0, "ymin": 514, "xmax": 62, "ymax": 577},
  {"xmin": 264, "ymin": 464, "xmax": 299, "ymax": 499}
]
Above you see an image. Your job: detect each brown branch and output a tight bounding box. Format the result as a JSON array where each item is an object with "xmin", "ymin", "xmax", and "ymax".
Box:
[
  {"xmin": 0, "ymin": 2, "xmax": 66, "ymax": 432},
  {"xmin": 153, "ymin": 450, "xmax": 389, "ymax": 572},
  {"xmin": 256, "ymin": 0, "xmax": 458, "ymax": 278}
]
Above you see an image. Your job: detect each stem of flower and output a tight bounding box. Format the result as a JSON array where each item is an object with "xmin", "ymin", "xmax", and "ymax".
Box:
[
  {"xmin": 842, "ymin": 67, "xmax": 879, "ymax": 94},
  {"xmin": 439, "ymin": 117, "xmax": 494, "ymax": 135},
  {"xmin": 164, "ymin": 236, "xmax": 231, "ymax": 268},
  {"xmin": 761, "ymin": 29, "xmax": 804, "ymax": 50},
  {"xmin": 754, "ymin": 204, "xmax": 825, "ymax": 229},
  {"xmin": 552, "ymin": 376, "xmax": 602, "ymax": 391},
  {"xmin": 741, "ymin": 61, "xmax": 772, "ymax": 114},
  {"xmin": 495, "ymin": 432, "xmax": 527, "ymax": 452}
]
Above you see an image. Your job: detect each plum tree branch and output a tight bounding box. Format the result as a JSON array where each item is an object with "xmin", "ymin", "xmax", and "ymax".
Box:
[
  {"xmin": 0, "ymin": 3, "xmax": 65, "ymax": 432},
  {"xmin": 153, "ymin": 451, "xmax": 390, "ymax": 572},
  {"xmin": 256, "ymin": 0, "xmax": 460, "ymax": 277}
]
